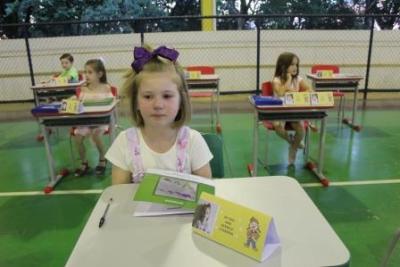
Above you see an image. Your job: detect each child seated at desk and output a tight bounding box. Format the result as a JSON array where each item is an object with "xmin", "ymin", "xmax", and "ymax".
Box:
[
  {"xmin": 105, "ymin": 45, "xmax": 213, "ymax": 184},
  {"xmin": 57, "ymin": 53, "xmax": 79, "ymax": 83},
  {"xmin": 271, "ymin": 52, "xmax": 313, "ymax": 165},
  {"xmin": 73, "ymin": 58, "xmax": 114, "ymax": 177}
]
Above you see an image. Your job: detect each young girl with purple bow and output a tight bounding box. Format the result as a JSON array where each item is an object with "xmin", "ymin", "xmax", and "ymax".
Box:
[{"xmin": 105, "ymin": 45, "xmax": 213, "ymax": 184}]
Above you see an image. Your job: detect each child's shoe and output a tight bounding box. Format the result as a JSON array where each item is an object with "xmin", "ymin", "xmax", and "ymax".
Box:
[
  {"xmin": 95, "ymin": 159, "xmax": 107, "ymax": 176},
  {"xmin": 75, "ymin": 161, "xmax": 90, "ymax": 177}
]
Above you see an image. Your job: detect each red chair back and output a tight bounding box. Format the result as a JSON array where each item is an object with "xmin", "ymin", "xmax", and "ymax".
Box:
[
  {"xmin": 261, "ymin": 81, "xmax": 273, "ymax": 96},
  {"xmin": 311, "ymin": 65, "xmax": 340, "ymax": 74},
  {"xmin": 186, "ymin": 66, "xmax": 215, "ymax": 75}
]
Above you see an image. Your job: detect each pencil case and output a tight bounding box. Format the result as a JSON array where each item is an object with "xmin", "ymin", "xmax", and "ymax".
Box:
[
  {"xmin": 31, "ymin": 103, "xmax": 61, "ymax": 115},
  {"xmin": 252, "ymin": 95, "xmax": 283, "ymax": 106}
]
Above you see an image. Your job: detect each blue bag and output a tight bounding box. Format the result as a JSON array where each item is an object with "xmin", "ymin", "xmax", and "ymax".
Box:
[
  {"xmin": 252, "ymin": 95, "xmax": 283, "ymax": 106},
  {"xmin": 31, "ymin": 103, "xmax": 61, "ymax": 115}
]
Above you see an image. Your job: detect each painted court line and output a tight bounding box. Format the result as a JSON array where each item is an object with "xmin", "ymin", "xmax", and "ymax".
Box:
[
  {"xmin": 301, "ymin": 179, "xmax": 400, "ymax": 188},
  {"xmin": 1, "ymin": 179, "xmax": 400, "ymax": 197},
  {"xmin": 0, "ymin": 189, "xmax": 103, "ymax": 197}
]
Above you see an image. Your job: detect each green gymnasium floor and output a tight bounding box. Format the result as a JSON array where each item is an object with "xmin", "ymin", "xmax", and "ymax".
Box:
[{"xmin": 0, "ymin": 97, "xmax": 399, "ymax": 267}]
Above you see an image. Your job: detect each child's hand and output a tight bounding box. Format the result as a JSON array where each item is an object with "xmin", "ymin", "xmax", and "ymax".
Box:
[{"xmin": 286, "ymin": 72, "xmax": 292, "ymax": 82}]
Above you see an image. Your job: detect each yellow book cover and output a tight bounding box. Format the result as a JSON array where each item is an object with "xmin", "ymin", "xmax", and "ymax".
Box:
[
  {"xmin": 188, "ymin": 71, "xmax": 201, "ymax": 79},
  {"xmin": 192, "ymin": 192, "xmax": 280, "ymax": 262},
  {"xmin": 311, "ymin": 92, "xmax": 334, "ymax": 106},
  {"xmin": 285, "ymin": 92, "xmax": 310, "ymax": 106},
  {"xmin": 55, "ymin": 76, "xmax": 68, "ymax": 85},
  {"xmin": 316, "ymin": 70, "xmax": 333, "ymax": 78},
  {"xmin": 59, "ymin": 99, "xmax": 83, "ymax": 114}
]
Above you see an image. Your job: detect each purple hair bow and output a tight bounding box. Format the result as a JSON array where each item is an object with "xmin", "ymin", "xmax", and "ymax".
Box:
[{"xmin": 131, "ymin": 46, "xmax": 179, "ymax": 73}]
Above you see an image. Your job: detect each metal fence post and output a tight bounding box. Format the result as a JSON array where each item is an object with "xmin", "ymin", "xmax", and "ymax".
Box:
[
  {"xmin": 364, "ymin": 16, "xmax": 374, "ymax": 100},
  {"xmin": 24, "ymin": 24, "xmax": 35, "ymax": 86}
]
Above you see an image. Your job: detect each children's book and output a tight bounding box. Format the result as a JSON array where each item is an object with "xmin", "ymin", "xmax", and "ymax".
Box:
[
  {"xmin": 82, "ymin": 97, "xmax": 114, "ymax": 106},
  {"xmin": 284, "ymin": 92, "xmax": 310, "ymax": 106},
  {"xmin": 310, "ymin": 92, "xmax": 334, "ymax": 106},
  {"xmin": 192, "ymin": 192, "xmax": 280, "ymax": 262},
  {"xmin": 133, "ymin": 169, "xmax": 215, "ymax": 217},
  {"xmin": 59, "ymin": 98, "xmax": 84, "ymax": 114}
]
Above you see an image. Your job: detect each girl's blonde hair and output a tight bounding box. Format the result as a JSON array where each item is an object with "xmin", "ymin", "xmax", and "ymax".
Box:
[
  {"xmin": 122, "ymin": 45, "xmax": 191, "ymax": 128},
  {"xmin": 85, "ymin": 59, "xmax": 107, "ymax": 83}
]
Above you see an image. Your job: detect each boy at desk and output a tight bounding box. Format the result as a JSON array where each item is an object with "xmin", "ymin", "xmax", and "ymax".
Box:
[{"xmin": 57, "ymin": 53, "xmax": 79, "ymax": 83}]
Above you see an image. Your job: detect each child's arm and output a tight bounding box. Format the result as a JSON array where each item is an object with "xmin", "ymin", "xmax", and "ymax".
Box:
[
  {"xmin": 272, "ymin": 77, "xmax": 293, "ymax": 97},
  {"xmin": 192, "ymin": 163, "xmax": 212, "ymax": 179},
  {"xmin": 111, "ymin": 165, "xmax": 132, "ymax": 184},
  {"xmin": 299, "ymin": 79, "xmax": 313, "ymax": 92}
]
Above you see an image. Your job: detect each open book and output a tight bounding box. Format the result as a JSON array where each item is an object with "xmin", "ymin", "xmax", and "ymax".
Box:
[
  {"xmin": 82, "ymin": 97, "xmax": 114, "ymax": 106},
  {"xmin": 133, "ymin": 169, "xmax": 215, "ymax": 217}
]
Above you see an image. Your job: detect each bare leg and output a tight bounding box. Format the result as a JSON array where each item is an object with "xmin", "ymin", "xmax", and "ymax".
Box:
[
  {"xmin": 287, "ymin": 122, "xmax": 305, "ymax": 165},
  {"xmin": 91, "ymin": 130, "xmax": 106, "ymax": 164},
  {"xmin": 273, "ymin": 122, "xmax": 290, "ymax": 143},
  {"xmin": 74, "ymin": 135, "xmax": 87, "ymax": 163},
  {"xmin": 91, "ymin": 129, "xmax": 107, "ymax": 175},
  {"xmin": 74, "ymin": 134, "xmax": 90, "ymax": 176},
  {"xmin": 290, "ymin": 122, "xmax": 305, "ymax": 149}
]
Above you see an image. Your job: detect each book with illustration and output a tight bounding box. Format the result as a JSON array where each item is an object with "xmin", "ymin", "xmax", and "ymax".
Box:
[
  {"xmin": 133, "ymin": 169, "xmax": 215, "ymax": 216},
  {"xmin": 192, "ymin": 192, "xmax": 280, "ymax": 262}
]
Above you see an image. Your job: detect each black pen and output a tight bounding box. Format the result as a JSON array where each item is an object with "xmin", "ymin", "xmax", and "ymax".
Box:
[{"xmin": 99, "ymin": 197, "xmax": 113, "ymax": 228}]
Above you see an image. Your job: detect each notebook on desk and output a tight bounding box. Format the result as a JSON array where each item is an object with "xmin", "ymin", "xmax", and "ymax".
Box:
[
  {"xmin": 133, "ymin": 169, "xmax": 215, "ymax": 217},
  {"xmin": 82, "ymin": 97, "xmax": 114, "ymax": 106}
]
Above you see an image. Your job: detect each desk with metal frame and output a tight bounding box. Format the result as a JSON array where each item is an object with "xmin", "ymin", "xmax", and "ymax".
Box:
[
  {"xmin": 306, "ymin": 74, "xmax": 363, "ymax": 131},
  {"xmin": 66, "ymin": 176, "xmax": 350, "ymax": 267},
  {"xmin": 186, "ymin": 74, "xmax": 221, "ymax": 133},
  {"xmin": 31, "ymin": 81, "xmax": 85, "ymax": 105},
  {"xmin": 249, "ymin": 97, "xmax": 334, "ymax": 186},
  {"xmin": 33, "ymin": 101, "xmax": 117, "ymax": 193}
]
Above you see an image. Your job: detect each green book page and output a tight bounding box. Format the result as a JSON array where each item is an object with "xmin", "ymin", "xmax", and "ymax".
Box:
[
  {"xmin": 133, "ymin": 169, "xmax": 215, "ymax": 210},
  {"xmin": 82, "ymin": 97, "xmax": 114, "ymax": 106}
]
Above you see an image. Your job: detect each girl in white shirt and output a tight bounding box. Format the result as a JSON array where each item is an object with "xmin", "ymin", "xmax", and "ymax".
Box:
[
  {"xmin": 73, "ymin": 59, "xmax": 114, "ymax": 177},
  {"xmin": 271, "ymin": 52, "xmax": 312, "ymax": 165},
  {"xmin": 106, "ymin": 45, "xmax": 213, "ymax": 184}
]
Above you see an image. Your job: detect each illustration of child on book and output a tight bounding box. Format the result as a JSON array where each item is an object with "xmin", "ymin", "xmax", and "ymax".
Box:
[
  {"xmin": 192, "ymin": 201, "xmax": 218, "ymax": 234},
  {"xmin": 244, "ymin": 217, "xmax": 261, "ymax": 251}
]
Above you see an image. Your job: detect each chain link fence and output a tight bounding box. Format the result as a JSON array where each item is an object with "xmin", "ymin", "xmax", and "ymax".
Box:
[{"xmin": 1, "ymin": 15, "xmax": 399, "ymax": 102}]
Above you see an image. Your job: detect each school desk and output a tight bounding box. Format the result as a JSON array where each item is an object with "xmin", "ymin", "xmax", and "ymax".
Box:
[
  {"xmin": 306, "ymin": 73, "xmax": 363, "ymax": 131},
  {"xmin": 33, "ymin": 101, "xmax": 117, "ymax": 193},
  {"xmin": 248, "ymin": 97, "xmax": 334, "ymax": 186},
  {"xmin": 186, "ymin": 74, "xmax": 221, "ymax": 133},
  {"xmin": 31, "ymin": 80, "xmax": 85, "ymax": 105},
  {"xmin": 66, "ymin": 176, "xmax": 350, "ymax": 267}
]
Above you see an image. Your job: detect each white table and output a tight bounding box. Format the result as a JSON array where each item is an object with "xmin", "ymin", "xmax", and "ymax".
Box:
[
  {"xmin": 306, "ymin": 74, "xmax": 363, "ymax": 131},
  {"xmin": 186, "ymin": 74, "xmax": 221, "ymax": 133},
  {"xmin": 66, "ymin": 177, "xmax": 350, "ymax": 267},
  {"xmin": 33, "ymin": 101, "xmax": 118, "ymax": 193}
]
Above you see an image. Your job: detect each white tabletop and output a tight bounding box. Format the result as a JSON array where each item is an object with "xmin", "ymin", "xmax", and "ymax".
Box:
[{"xmin": 66, "ymin": 176, "xmax": 349, "ymax": 267}]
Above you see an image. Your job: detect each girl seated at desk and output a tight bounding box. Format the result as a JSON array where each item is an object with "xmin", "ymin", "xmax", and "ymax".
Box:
[
  {"xmin": 105, "ymin": 45, "xmax": 213, "ymax": 184},
  {"xmin": 73, "ymin": 58, "xmax": 114, "ymax": 177},
  {"xmin": 271, "ymin": 52, "xmax": 312, "ymax": 165}
]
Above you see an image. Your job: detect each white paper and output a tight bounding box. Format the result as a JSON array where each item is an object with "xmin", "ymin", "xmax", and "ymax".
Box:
[
  {"xmin": 133, "ymin": 202, "xmax": 193, "ymax": 217},
  {"xmin": 261, "ymin": 219, "xmax": 281, "ymax": 261}
]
